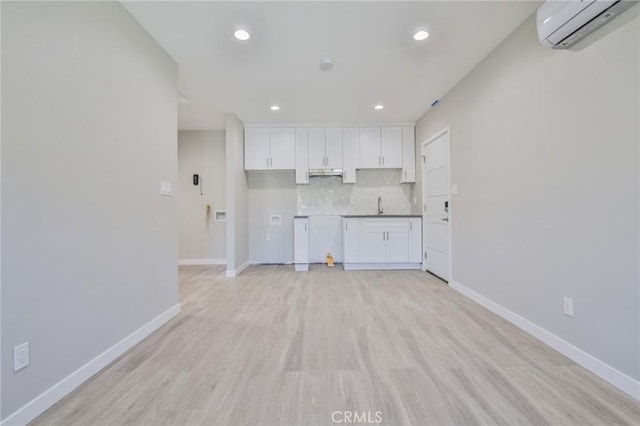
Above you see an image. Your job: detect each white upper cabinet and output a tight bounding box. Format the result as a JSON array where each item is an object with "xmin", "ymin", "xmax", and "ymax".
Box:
[
  {"xmin": 295, "ymin": 128, "xmax": 309, "ymax": 184},
  {"xmin": 359, "ymin": 127, "xmax": 381, "ymax": 168},
  {"xmin": 244, "ymin": 127, "xmax": 295, "ymax": 171},
  {"xmin": 246, "ymin": 125, "xmax": 414, "ymax": 179},
  {"xmin": 244, "ymin": 128, "xmax": 271, "ymax": 170},
  {"xmin": 269, "ymin": 128, "xmax": 296, "ymax": 170},
  {"xmin": 380, "ymin": 127, "xmax": 403, "ymax": 168},
  {"xmin": 359, "ymin": 127, "xmax": 403, "ymax": 169},
  {"xmin": 308, "ymin": 128, "xmax": 325, "ymax": 169},
  {"xmin": 401, "ymin": 126, "xmax": 416, "ymax": 183},
  {"xmin": 325, "ymin": 128, "xmax": 343, "ymax": 169},
  {"xmin": 308, "ymin": 128, "xmax": 343, "ymax": 169},
  {"xmin": 342, "ymin": 128, "xmax": 359, "ymax": 184}
]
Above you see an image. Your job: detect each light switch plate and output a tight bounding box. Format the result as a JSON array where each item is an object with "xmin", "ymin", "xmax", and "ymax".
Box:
[
  {"xmin": 160, "ymin": 181, "xmax": 172, "ymax": 196},
  {"xmin": 14, "ymin": 342, "xmax": 29, "ymax": 372},
  {"xmin": 451, "ymin": 184, "xmax": 458, "ymax": 195},
  {"xmin": 563, "ymin": 297, "xmax": 574, "ymax": 317}
]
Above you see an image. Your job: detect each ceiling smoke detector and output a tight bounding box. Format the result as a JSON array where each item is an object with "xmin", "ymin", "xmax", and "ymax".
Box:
[{"xmin": 320, "ymin": 58, "xmax": 334, "ymax": 71}]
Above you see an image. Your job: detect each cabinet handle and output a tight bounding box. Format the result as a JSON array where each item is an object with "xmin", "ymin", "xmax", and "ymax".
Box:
[
  {"xmin": 382, "ymin": 156, "xmax": 385, "ymax": 166},
  {"xmin": 305, "ymin": 223, "xmax": 307, "ymax": 231},
  {"xmin": 378, "ymin": 156, "xmax": 381, "ymax": 166},
  {"xmin": 345, "ymin": 222, "xmax": 348, "ymax": 231},
  {"xmin": 410, "ymin": 222, "xmax": 412, "ymax": 231},
  {"xmin": 404, "ymin": 170, "xmax": 407, "ymax": 180},
  {"xmin": 306, "ymin": 171, "xmax": 308, "ymax": 181},
  {"xmin": 267, "ymin": 158, "xmax": 269, "ymax": 167}
]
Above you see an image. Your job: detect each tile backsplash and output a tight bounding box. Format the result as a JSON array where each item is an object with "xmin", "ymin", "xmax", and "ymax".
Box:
[{"xmin": 297, "ymin": 169, "xmax": 412, "ymax": 215}]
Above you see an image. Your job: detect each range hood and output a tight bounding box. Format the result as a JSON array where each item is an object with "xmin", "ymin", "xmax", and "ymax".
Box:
[{"xmin": 308, "ymin": 168, "xmax": 343, "ymax": 178}]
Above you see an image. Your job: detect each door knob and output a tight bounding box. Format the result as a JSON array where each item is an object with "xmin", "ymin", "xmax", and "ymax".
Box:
[{"xmin": 441, "ymin": 217, "xmax": 449, "ymax": 222}]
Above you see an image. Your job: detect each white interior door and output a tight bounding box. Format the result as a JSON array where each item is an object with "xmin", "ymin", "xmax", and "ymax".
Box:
[{"xmin": 422, "ymin": 130, "xmax": 450, "ymax": 281}]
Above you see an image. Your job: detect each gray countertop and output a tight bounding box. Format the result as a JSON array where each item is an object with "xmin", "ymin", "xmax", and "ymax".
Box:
[{"xmin": 342, "ymin": 214, "xmax": 422, "ymax": 218}]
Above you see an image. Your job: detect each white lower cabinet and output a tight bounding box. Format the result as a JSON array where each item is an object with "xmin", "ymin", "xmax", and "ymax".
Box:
[
  {"xmin": 294, "ymin": 217, "xmax": 309, "ymax": 271},
  {"xmin": 408, "ymin": 218, "xmax": 423, "ymax": 263},
  {"xmin": 343, "ymin": 218, "xmax": 359, "ymax": 262},
  {"xmin": 342, "ymin": 217, "xmax": 422, "ymax": 270}
]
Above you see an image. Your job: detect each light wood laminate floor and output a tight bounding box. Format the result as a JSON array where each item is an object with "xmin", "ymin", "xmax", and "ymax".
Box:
[{"xmin": 33, "ymin": 265, "xmax": 640, "ymax": 425}]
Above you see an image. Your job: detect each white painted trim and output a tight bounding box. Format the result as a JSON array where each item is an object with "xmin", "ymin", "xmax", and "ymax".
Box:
[
  {"xmin": 1, "ymin": 304, "xmax": 181, "ymax": 426},
  {"xmin": 343, "ymin": 263, "xmax": 421, "ymax": 271},
  {"xmin": 178, "ymin": 258, "xmax": 226, "ymax": 266},
  {"xmin": 294, "ymin": 263, "xmax": 309, "ymax": 272},
  {"xmin": 421, "ymin": 126, "xmax": 453, "ymax": 283},
  {"xmin": 450, "ymin": 280, "xmax": 640, "ymax": 401},
  {"xmin": 244, "ymin": 122, "xmax": 416, "ymax": 128},
  {"xmin": 225, "ymin": 260, "xmax": 251, "ymax": 278}
]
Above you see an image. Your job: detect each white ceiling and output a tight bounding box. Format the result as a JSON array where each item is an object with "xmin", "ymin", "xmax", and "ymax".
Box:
[{"xmin": 122, "ymin": 1, "xmax": 540, "ymax": 130}]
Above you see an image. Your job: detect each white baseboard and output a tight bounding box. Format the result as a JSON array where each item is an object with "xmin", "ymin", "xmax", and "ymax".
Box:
[
  {"xmin": 450, "ymin": 280, "xmax": 640, "ymax": 401},
  {"xmin": 178, "ymin": 258, "xmax": 226, "ymax": 266},
  {"xmin": 225, "ymin": 260, "xmax": 251, "ymax": 278},
  {"xmin": 1, "ymin": 304, "xmax": 181, "ymax": 426},
  {"xmin": 343, "ymin": 262, "xmax": 421, "ymax": 271}
]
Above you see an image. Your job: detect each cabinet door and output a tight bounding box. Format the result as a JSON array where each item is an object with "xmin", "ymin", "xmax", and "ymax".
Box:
[
  {"xmin": 343, "ymin": 218, "xmax": 359, "ymax": 262},
  {"xmin": 294, "ymin": 218, "xmax": 309, "ymax": 264},
  {"xmin": 386, "ymin": 230, "xmax": 409, "ymax": 262},
  {"xmin": 401, "ymin": 127, "xmax": 416, "ymax": 183},
  {"xmin": 381, "ymin": 127, "xmax": 403, "ymax": 168},
  {"xmin": 408, "ymin": 218, "xmax": 422, "ymax": 263},
  {"xmin": 308, "ymin": 128, "xmax": 325, "ymax": 169},
  {"xmin": 295, "ymin": 128, "xmax": 309, "ymax": 184},
  {"xmin": 359, "ymin": 127, "xmax": 381, "ymax": 168},
  {"xmin": 325, "ymin": 128, "xmax": 343, "ymax": 169},
  {"xmin": 342, "ymin": 128, "xmax": 359, "ymax": 183},
  {"xmin": 361, "ymin": 228, "xmax": 387, "ymax": 263},
  {"xmin": 244, "ymin": 128, "xmax": 270, "ymax": 170},
  {"xmin": 384, "ymin": 219, "xmax": 409, "ymax": 262},
  {"xmin": 269, "ymin": 128, "xmax": 295, "ymax": 170}
]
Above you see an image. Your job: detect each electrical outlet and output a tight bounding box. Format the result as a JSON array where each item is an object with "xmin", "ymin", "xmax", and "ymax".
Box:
[
  {"xmin": 14, "ymin": 342, "xmax": 29, "ymax": 372},
  {"xmin": 563, "ymin": 297, "xmax": 574, "ymax": 317},
  {"xmin": 265, "ymin": 234, "xmax": 271, "ymax": 241},
  {"xmin": 160, "ymin": 181, "xmax": 172, "ymax": 196}
]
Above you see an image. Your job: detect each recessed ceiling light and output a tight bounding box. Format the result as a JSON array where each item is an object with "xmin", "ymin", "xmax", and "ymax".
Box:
[
  {"xmin": 374, "ymin": 104, "xmax": 384, "ymax": 110},
  {"xmin": 413, "ymin": 30, "xmax": 429, "ymax": 41},
  {"xmin": 234, "ymin": 29, "xmax": 250, "ymax": 41},
  {"xmin": 270, "ymin": 105, "xmax": 280, "ymax": 111}
]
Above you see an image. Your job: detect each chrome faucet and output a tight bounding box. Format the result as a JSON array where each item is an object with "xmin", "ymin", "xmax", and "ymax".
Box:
[{"xmin": 377, "ymin": 196, "xmax": 383, "ymax": 215}]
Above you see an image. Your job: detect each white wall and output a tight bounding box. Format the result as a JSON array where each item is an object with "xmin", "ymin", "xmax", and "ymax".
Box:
[
  {"xmin": 415, "ymin": 10, "xmax": 639, "ymax": 388},
  {"xmin": 248, "ymin": 172, "xmax": 297, "ymax": 264},
  {"xmin": 178, "ymin": 131, "xmax": 226, "ymax": 263},
  {"xmin": 225, "ymin": 113, "xmax": 249, "ymax": 276},
  {"xmin": 1, "ymin": 1, "xmax": 179, "ymax": 420}
]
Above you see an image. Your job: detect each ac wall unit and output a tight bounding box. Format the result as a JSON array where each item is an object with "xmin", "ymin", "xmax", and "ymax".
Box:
[{"xmin": 537, "ymin": 0, "xmax": 636, "ymax": 49}]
